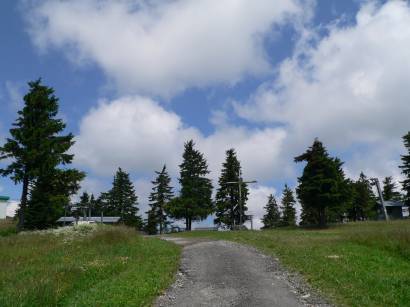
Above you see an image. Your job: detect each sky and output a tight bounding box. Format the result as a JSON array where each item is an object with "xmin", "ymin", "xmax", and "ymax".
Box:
[{"xmin": 0, "ymin": 0, "xmax": 408, "ymax": 228}]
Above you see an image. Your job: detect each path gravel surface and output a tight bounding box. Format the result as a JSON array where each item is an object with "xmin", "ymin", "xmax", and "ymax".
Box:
[{"xmin": 155, "ymin": 237, "xmax": 329, "ymax": 307}]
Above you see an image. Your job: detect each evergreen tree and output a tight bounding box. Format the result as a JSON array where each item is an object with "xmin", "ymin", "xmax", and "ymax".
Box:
[
  {"xmin": 280, "ymin": 185, "xmax": 296, "ymax": 227},
  {"xmin": 0, "ymin": 79, "xmax": 83, "ymax": 230},
  {"xmin": 105, "ymin": 168, "xmax": 142, "ymax": 227},
  {"xmin": 382, "ymin": 176, "xmax": 402, "ymax": 201},
  {"xmin": 295, "ymin": 138, "xmax": 344, "ymax": 227},
  {"xmin": 261, "ymin": 194, "xmax": 280, "ymax": 229},
  {"xmin": 214, "ymin": 149, "xmax": 248, "ymax": 229},
  {"xmin": 347, "ymin": 172, "xmax": 377, "ymax": 221},
  {"xmin": 400, "ymin": 132, "xmax": 410, "ymax": 206},
  {"xmin": 26, "ymin": 169, "xmax": 84, "ymax": 229},
  {"xmin": 149, "ymin": 165, "xmax": 173, "ymax": 234},
  {"xmin": 144, "ymin": 210, "xmax": 158, "ymax": 235},
  {"xmin": 167, "ymin": 140, "xmax": 213, "ymax": 231}
]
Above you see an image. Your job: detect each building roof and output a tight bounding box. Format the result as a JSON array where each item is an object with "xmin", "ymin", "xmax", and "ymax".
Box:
[
  {"xmin": 383, "ymin": 200, "xmax": 405, "ymax": 207},
  {"xmin": 57, "ymin": 216, "xmax": 121, "ymax": 223},
  {"xmin": 0, "ymin": 196, "xmax": 10, "ymax": 201}
]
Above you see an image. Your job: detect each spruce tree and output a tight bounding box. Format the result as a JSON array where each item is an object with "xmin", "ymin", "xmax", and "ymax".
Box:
[
  {"xmin": 261, "ymin": 194, "xmax": 280, "ymax": 229},
  {"xmin": 214, "ymin": 149, "xmax": 248, "ymax": 229},
  {"xmin": 400, "ymin": 132, "xmax": 410, "ymax": 206},
  {"xmin": 167, "ymin": 140, "xmax": 213, "ymax": 231},
  {"xmin": 0, "ymin": 79, "xmax": 83, "ymax": 230},
  {"xmin": 144, "ymin": 210, "xmax": 158, "ymax": 235},
  {"xmin": 280, "ymin": 185, "xmax": 296, "ymax": 227},
  {"xmin": 382, "ymin": 176, "xmax": 401, "ymax": 201},
  {"xmin": 26, "ymin": 169, "xmax": 84, "ymax": 229},
  {"xmin": 149, "ymin": 165, "xmax": 173, "ymax": 234},
  {"xmin": 347, "ymin": 172, "xmax": 377, "ymax": 221},
  {"xmin": 106, "ymin": 168, "xmax": 142, "ymax": 227},
  {"xmin": 295, "ymin": 138, "xmax": 344, "ymax": 227}
]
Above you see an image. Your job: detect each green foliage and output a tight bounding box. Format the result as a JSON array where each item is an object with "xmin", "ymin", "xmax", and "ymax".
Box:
[
  {"xmin": 400, "ymin": 131, "xmax": 410, "ymax": 206},
  {"xmin": 144, "ymin": 210, "xmax": 158, "ymax": 235},
  {"xmin": 0, "ymin": 79, "xmax": 83, "ymax": 230},
  {"xmin": 175, "ymin": 220, "xmax": 410, "ymax": 307},
  {"xmin": 148, "ymin": 165, "xmax": 173, "ymax": 234},
  {"xmin": 382, "ymin": 176, "xmax": 402, "ymax": 201},
  {"xmin": 347, "ymin": 172, "xmax": 377, "ymax": 221},
  {"xmin": 0, "ymin": 220, "xmax": 17, "ymax": 237},
  {"xmin": 25, "ymin": 169, "xmax": 84, "ymax": 230},
  {"xmin": 0, "ymin": 225, "xmax": 180, "ymax": 306},
  {"xmin": 214, "ymin": 149, "xmax": 248, "ymax": 228},
  {"xmin": 167, "ymin": 140, "xmax": 213, "ymax": 230},
  {"xmin": 279, "ymin": 185, "xmax": 296, "ymax": 227},
  {"xmin": 261, "ymin": 194, "xmax": 280, "ymax": 229},
  {"xmin": 295, "ymin": 138, "xmax": 347, "ymax": 227},
  {"xmin": 102, "ymin": 168, "xmax": 142, "ymax": 228}
]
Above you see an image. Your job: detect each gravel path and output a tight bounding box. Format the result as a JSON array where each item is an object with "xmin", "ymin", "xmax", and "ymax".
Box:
[{"xmin": 155, "ymin": 237, "xmax": 329, "ymax": 307}]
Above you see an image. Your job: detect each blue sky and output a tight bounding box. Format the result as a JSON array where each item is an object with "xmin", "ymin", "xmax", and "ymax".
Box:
[{"xmin": 1, "ymin": 0, "xmax": 408, "ymax": 227}]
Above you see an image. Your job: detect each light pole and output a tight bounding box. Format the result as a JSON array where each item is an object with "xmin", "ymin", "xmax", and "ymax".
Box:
[
  {"xmin": 370, "ymin": 177, "xmax": 389, "ymax": 221},
  {"xmin": 227, "ymin": 170, "xmax": 257, "ymax": 228}
]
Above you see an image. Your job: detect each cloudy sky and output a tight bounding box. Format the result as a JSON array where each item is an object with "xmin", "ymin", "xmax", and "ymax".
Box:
[{"xmin": 0, "ymin": 0, "xmax": 408, "ymax": 228}]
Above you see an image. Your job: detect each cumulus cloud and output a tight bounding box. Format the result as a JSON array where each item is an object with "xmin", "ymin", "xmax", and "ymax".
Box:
[
  {"xmin": 234, "ymin": 1, "xmax": 410, "ymax": 179},
  {"xmin": 73, "ymin": 96, "xmax": 287, "ymax": 184},
  {"xmin": 24, "ymin": 0, "xmax": 308, "ymax": 97},
  {"xmin": 244, "ymin": 185, "xmax": 275, "ymax": 229}
]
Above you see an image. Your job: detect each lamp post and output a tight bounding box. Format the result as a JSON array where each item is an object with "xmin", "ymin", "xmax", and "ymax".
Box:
[
  {"xmin": 227, "ymin": 170, "xmax": 257, "ymax": 228},
  {"xmin": 370, "ymin": 177, "xmax": 389, "ymax": 221}
]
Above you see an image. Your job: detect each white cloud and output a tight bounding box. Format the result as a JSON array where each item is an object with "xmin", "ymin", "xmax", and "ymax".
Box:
[
  {"xmin": 4, "ymin": 81, "xmax": 23, "ymax": 109},
  {"xmin": 244, "ymin": 185, "xmax": 275, "ymax": 230},
  {"xmin": 7, "ymin": 200, "xmax": 19, "ymax": 217},
  {"xmin": 24, "ymin": 0, "xmax": 308, "ymax": 97},
  {"xmin": 234, "ymin": 1, "xmax": 410, "ymax": 179},
  {"xmin": 73, "ymin": 96, "xmax": 287, "ymax": 185}
]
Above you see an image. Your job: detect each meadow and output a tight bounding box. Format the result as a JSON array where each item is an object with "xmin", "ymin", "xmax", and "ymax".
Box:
[
  {"xmin": 0, "ymin": 223, "xmax": 180, "ymax": 307},
  {"xmin": 175, "ymin": 220, "xmax": 410, "ymax": 307}
]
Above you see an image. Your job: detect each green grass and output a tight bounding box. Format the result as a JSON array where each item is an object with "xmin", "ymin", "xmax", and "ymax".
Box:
[
  {"xmin": 172, "ymin": 220, "xmax": 410, "ymax": 307},
  {"xmin": 0, "ymin": 219, "xmax": 17, "ymax": 237},
  {"xmin": 0, "ymin": 224, "xmax": 180, "ymax": 307}
]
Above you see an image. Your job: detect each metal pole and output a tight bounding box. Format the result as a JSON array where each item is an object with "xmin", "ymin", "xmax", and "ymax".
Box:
[
  {"xmin": 372, "ymin": 178, "xmax": 389, "ymax": 221},
  {"xmin": 238, "ymin": 174, "xmax": 242, "ymax": 226}
]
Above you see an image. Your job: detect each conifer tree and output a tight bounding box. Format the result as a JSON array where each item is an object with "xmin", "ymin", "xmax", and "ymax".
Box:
[
  {"xmin": 149, "ymin": 165, "xmax": 173, "ymax": 234},
  {"xmin": 295, "ymin": 138, "xmax": 345, "ymax": 227},
  {"xmin": 400, "ymin": 132, "xmax": 410, "ymax": 206},
  {"xmin": 214, "ymin": 149, "xmax": 248, "ymax": 229},
  {"xmin": 0, "ymin": 79, "xmax": 83, "ymax": 230},
  {"xmin": 144, "ymin": 210, "xmax": 158, "ymax": 235},
  {"xmin": 261, "ymin": 194, "xmax": 280, "ymax": 229},
  {"xmin": 382, "ymin": 176, "xmax": 401, "ymax": 201},
  {"xmin": 105, "ymin": 167, "xmax": 142, "ymax": 227},
  {"xmin": 347, "ymin": 172, "xmax": 377, "ymax": 221},
  {"xmin": 167, "ymin": 140, "xmax": 213, "ymax": 231},
  {"xmin": 280, "ymin": 185, "xmax": 296, "ymax": 227}
]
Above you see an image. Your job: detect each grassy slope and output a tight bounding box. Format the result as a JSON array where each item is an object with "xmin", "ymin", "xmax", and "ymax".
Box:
[
  {"xmin": 0, "ymin": 225, "xmax": 180, "ymax": 307},
  {"xmin": 174, "ymin": 220, "xmax": 410, "ymax": 307},
  {"xmin": 0, "ymin": 219, "xmax": 17, "ymax": 237}
]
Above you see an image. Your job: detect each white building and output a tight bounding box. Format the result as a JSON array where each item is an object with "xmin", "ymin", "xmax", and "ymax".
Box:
[{"xmin": 0, "ymin": 196, "xmax": 10, "ymax": 219}]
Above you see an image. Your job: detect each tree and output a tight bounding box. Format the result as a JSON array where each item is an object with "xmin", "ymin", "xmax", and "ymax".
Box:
[
  {"xmin": 261, "ymin": 194, "xmax": 280, "ymax": 229},
  {"xmin": 144, "ymin": 210, "xmax": 158, "ymax": 235},
  {"xmin": 148, "ymin": 165, "xmax": 173, "ymax": 234},
  {"xmin": 105, "ymin": 167, "xmax": 142, "ymax": 228},
  {"xmin": 280, "ymin": 185, "xmax": 296, "ymax": 227},
  {"xmin": 382, "ymin": 176, "xmax": 402, "ymax": 201},
  {"xmin": 347, "ymin": 172, "xmax": 377, "ymax": 221},
  {"xmin": 295, "ymin": 138, "xmax": 345, "ymax": 227},
  {"xmin": 214, "ymin": 149, "xmax": 248, "ymax": 229},
  {"xmin": 0, "ymin": 79, "xmax": 83, "ymax": 230},
  {"xmin": 400, "ymin": 132, "xmax": 410, "ymax": 206},
  {"xmin": 167, "ymin": 140, "xmax": 213, "ymax": 231},
  {"xmin": 25, "ymin": 169, "xmax": 84, "ymax": 229}
]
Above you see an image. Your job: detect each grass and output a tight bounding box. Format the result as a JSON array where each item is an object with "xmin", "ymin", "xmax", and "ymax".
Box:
[
  {"xmin": 0, "ymin": 219, "xmax": 17, "ymax": 237},
  {"xmin": 172, "ymin": 220, "xmax": 410, "ymax": 307},
  {"xmin": 0, "ymin": 224, "xmax": 180, "ymax": 307}
]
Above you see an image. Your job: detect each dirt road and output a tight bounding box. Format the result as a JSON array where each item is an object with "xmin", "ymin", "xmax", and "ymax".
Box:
[{"xmin": 155, "ymin": 237, "xmax": 329, "ymax": 307}]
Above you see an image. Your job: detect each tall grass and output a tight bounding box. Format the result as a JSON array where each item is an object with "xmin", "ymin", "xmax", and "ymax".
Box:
[
  {"xmin": 175, "ymin": 220, "xmax": 410, "ymax": 306},
  {"xmin": 0, "ymin": 224, "xmax": 180, "ymax": 307},
  {"xmin": 0, "ymin": 219, "xmax": 17, "ymax": 237}
]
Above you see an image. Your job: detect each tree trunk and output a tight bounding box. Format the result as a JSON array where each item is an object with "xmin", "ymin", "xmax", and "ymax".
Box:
[
  {"xmin": 17, "ymin": 174, "xmax": 29, "ymax": 231},
  {"xmin": 319, "ymin": 207, "xmax": 326, "ymax": 228}
]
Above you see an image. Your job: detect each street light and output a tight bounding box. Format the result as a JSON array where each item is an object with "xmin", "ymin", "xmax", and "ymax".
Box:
[
  {"xmin": 370, "ymin": 177, "xmax": 389, "ymax": 221},
  {"xmin": 226, "ymin": 170, "xmax": 257, "ymax": 227}
]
